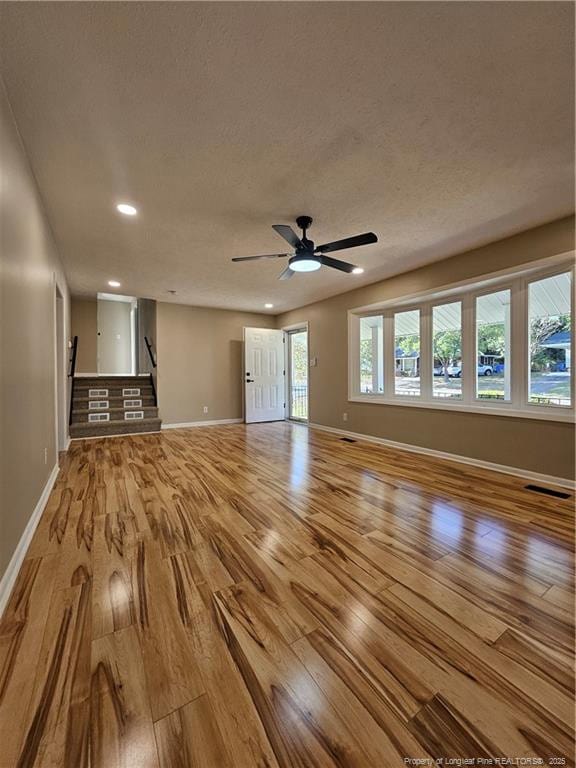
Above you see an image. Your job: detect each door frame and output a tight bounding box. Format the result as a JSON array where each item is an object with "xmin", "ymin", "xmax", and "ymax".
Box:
[
  {"xmin": 282, "ymin": 322, "xmax": 309, "ymax": 423},
  {"xmin": 53, "ymin": 275, "xmax": 68, "ymax": 451},
  {"xmin": 97, "ymin": 295, "xmax": 135, "ymax": 375}
]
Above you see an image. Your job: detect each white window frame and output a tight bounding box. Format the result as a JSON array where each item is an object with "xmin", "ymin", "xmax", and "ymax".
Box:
[
  {"xmin": 348, "ymin": 258, "xmax": 575, "ymax": 423},
  {"xmin": 431, "ymin": 299, "xmax": 463, "ymax": 401},
  {"xmin": 393, "ymin": 306, "xmax": 423, "ymax": 398},
  {"xmin": 359, "ymin": 315, "xmax": 384, "ymax": 395},
  {"xmin": 473, "ymin": 283, "xmax": 513, "ymax": 403}
]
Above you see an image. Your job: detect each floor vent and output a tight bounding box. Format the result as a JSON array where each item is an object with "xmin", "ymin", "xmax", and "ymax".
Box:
[
  {"xmin": 123, "ymin": 388, "xmax": 141, "ymax": 397},
  {"xmin": 340, "ymin": 437, "xmax": 357, "ymax": 443},
  {"xmin": 525, "ymin": 484, "xmax": 571, "ymax": 500},
  {"xmin": 88, "ymin": 412, "xmax": 110, "ymax": 423},
  {"xmin": 125, "ymin": 411, "xmax": 144, "ymax": 421},
  {"xmin": 89, "ymin": 400, "xmax": 109, "ymax": 410},
  {"xmin": 89, "ymin": 388, "xmax": 108, "ymax": 398},
  {"xmin": 124, "ymin": 399, "xmax": 142, "ymax": 408}
]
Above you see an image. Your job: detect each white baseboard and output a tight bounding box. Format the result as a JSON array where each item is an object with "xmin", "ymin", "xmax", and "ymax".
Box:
[
  {"xmin": 309, "ymin": 422, "xmax": 576, "ymax": 491},
  {"xmin": 0, "ymin": 463, "xmax": 60, "ymax": 620},
  {"xmin": 69, "ymin": 429, "xmax": 161, "ymax": 441},
  {"xmin": 74, "ymin": 373, "xmax": 149, "ymax": 378},
  {"xmin": 162, "ymin": 418, "xmax": 243, "ymax": 429}
]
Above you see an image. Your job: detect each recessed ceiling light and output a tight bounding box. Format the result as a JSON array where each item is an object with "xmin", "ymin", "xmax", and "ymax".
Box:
[
  {"xmin": 352, "ymin": 267, "xmax": 364, "ymax": 275},
  {"xmin": 108, "ymin": 280, "xmax": 121, "ymax": 288},
  {"xmin": 116, "ymin": 203, "xmax": 137, "ymax": 216},
  {"xmin": 264, "ymin": 303, "xmax": 274, "ymax": 309}
]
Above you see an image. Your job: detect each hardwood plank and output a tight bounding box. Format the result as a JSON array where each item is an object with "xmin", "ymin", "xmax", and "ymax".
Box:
[
  {"xmin": 213, "ymin": 583, "xmax": 385, "ymax": 767},
  {"xmin": 309, "ymin": 513, "xmax": 509, "ymax": 642},
  {"xmin": 408, "ymin": 694, "xmax": 498, "ymax": 759},
  {"xmin": 154, "ymin": 694, "xmax": 232, "ymax": 768},
  {"xmin": 167, "ymin": 553, "xmax": 281, "ymax": 768},
  {"xmin": 92, "ymin": 513, "xmax": 135, "ymax": 639},
  {"xmin": 291, "ymin": 630, "xmax": 433, "ymax": 765},
  {"xmin": 131, "ymin": 535, "xmax": 204, "ymax": 721},
  {"xmin": 0, "ymin": 557, "xmax": 58, "ymax": 767},
  {"xmin": 544, "ymin": 584, "xmax": 576, "ymax": 612},
  {"xmin": 90, "ymin": 626, "xmax": 159, "ymax": 768},
  {"xmin": 16, "ymin": 577, "xmax": 92, "ymax": 768},
  {"xmin": 381, "ymin": 583, "xmax": 574, "ymax": 732},
  {"xmin": 493, "ymin": 628, "xmax": 574, "ymax": 697}
]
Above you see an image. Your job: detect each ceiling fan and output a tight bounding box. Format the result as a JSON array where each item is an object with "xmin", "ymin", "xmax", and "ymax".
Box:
[{"xmin": 232, "ymin": 216, "xmax": 378, "ymax": 280}]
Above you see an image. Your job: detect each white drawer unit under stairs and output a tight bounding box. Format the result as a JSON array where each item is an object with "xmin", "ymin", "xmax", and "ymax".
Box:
[{"xmin": 69, "ymin": 375, "xmax": 161, "ymax": 438}]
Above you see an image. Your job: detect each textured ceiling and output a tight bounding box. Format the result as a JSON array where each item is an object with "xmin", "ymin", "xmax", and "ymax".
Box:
[{"xmin": 0, "ymin": 2, "xmax": 573, "ymax": 313}]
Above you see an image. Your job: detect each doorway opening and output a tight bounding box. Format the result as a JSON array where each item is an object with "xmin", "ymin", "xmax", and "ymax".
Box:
[
  {"xmin": 97, "ymin": 293, "xmax": 137, "ymax": 375},
  {"xmin": 286, "ymin": 327, "xmax": 309, "ymax": 422},
  {"xmin": 54, "ymin": 282, "xmax": 67, "ymax": 450}
]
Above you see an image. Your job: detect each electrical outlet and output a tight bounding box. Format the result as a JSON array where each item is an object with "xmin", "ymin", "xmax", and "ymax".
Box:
[
  {"xmin": 342, "ymin": 412, "xmax": 348, "ymax": 422},
  {"xmin": 203, "ymin": 406, "xmax": 209, "ymax": 414},
  {"xmin": 44, "ymin": 447, "xmax": 48, "ymax": 465}
]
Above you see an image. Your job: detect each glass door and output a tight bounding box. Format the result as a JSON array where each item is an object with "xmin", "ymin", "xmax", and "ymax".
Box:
[{"xmin": 287, "ymin": 329, "xmax": 308, "ymax": 421}]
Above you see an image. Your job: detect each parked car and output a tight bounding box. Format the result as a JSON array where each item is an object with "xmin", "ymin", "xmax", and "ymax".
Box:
[{"xmin": 447, "ymin": 363, "xmax": 494, "ymax": 377}]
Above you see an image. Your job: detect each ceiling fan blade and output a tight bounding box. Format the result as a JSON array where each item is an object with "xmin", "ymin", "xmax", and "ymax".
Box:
[
  {"xmin": 272, "ymin": 224, "xmax": 303, "ymax": 250},
  {"xmin": 231, "ymin": 253, "xmax": 289, "ymax": 262},
  {"xmin": 316, "ymin": 232, "xmax": 377, "ymax": 253},
  {"xmin": 278, "ymin": 266, "xmax": 295, "ymax": 280},
  {"xmin": 319, "ymin": 255, "xmax": 356, "ymax": 273}
]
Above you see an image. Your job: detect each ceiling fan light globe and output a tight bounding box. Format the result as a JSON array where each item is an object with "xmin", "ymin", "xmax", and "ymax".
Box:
[{"xmin": 289, "ymin": 257, "xmax": 321, "ymax": 273}]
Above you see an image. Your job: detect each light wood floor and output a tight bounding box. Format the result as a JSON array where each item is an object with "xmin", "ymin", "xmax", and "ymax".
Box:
[{"xmin": 0, "ymin": 423, "xmax": 574, "ymax": 768}]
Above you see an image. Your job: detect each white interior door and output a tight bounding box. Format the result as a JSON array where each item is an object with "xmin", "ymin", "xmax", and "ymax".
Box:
[
  {"xmin": 97, "ymin": 299, "xmax": 133, "ymax": 374},
  {"xmin": 244, "ymin": 328, "xmax": 285, "ymax": 423}
]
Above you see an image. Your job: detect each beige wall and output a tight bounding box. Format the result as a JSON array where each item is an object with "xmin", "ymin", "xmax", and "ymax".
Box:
[
  {"xmin": 70, "ymin": 297, "xmax": 97, "ymax": 373},
  {"xmin": 157, "ymin": 303, "xmax": 275, "ymax": 424},
  {"xmin": 276, "ymin": 217, "xmax": 575, "ymax": 480},
  {"xmin": 0, "ymin": 80, "xmax": 70, "ymax": 583}
]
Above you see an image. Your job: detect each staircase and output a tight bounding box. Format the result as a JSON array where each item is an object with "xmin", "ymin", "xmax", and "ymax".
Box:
[{"xmin": 69, "ymin": 375, "xmax": 161, "ymax": 438}]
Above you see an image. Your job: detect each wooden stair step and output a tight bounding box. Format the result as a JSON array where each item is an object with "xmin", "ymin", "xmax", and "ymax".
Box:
[
  {"xmin": 71, "ymin": 407, "xmax": 159, "ymax": 423},
  {"xmin": 69, "ymin": 417, "xmax": 162, "ymax": 439},
  {"xmin": 72, "ymin": 396, "xmax": 157, "ymax": 408}
]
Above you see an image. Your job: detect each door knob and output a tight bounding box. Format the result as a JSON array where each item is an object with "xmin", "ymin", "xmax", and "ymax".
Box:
[{"xmin": 246, "ymin": 379, "xmax": 254, "ymax": 383}]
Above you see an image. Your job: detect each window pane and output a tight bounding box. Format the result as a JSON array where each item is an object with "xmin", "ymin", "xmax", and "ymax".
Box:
[
  {"xmin": 476, "ymin": 290, "xmax": 510, "ymax": 400},
  {"xmin": 360, "ymin": 316, "xmax": 383, "ymax": 393},
  {"xmin": 528, "ymin": 272, "xmax": 572, "ymax": 406},
  {"xmin": 395, "ymin": 310, "xmax": 420, "ymax": 396},
  {"xmin": 433, "ymin": 302, "xmax": 462, "ymax": 399},
  {"xmin": 289, "ymin": 331, "xmax": 308, "ymax": 419}
]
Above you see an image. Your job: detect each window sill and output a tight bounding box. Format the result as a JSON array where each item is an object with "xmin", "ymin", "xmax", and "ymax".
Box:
[{"xmin": 348, "ymin": 395, "xmax": 575, "ymax": 423}]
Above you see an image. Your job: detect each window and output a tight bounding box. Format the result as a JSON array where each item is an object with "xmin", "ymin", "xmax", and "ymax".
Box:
[
  {"xmin": 351, "ymin": 261, "xmax": 574, "ymax": 421},
  {"xmin": 360, "ymin": 316, "xmax": 383, "ymax": 393},
  {"xmin": 394, "ymin": 309, "xmax": 420, "ymax": 396},
  {"xmin": 433, "ymin": 302, "xmax": 462, "ymax": 399},
  {"xmin": 288, "ymin": 329, "xmax": 309, "ymax": 420},
  {"xmin": 528, "ymin": 272, "xmax": 571, "ymax": 406},
  {"xmin": 476, "ymin": 289, "xmax": 511, "ymax": 401}
]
